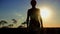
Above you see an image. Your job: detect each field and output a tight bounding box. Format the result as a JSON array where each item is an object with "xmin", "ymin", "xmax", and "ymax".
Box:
[{"xmin": 0, "ymin": 27, "xmax": 60, "ymax": 34}]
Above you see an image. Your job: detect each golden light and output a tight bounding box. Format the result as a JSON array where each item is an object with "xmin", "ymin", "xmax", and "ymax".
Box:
[{"xmin": 40, "ymin": 7, "xmax": 51, "ymax": 19}]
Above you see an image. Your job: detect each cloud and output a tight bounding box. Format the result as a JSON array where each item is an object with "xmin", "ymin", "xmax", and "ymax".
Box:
[{"xmin": 15, "ymin": 13, "xmax": 22, "ymax": 17}]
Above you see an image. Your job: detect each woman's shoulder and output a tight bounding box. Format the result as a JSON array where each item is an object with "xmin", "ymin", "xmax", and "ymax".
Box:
[
  {"xmin": 36, "ymin": 8, "xmax": 40, "ymax": 10},
  {"xmin": 28, "ymin": 8, "xmax": 32, "ymax": 11},
  {"xmin": 28, "ymin": 8, "xmax": 40, "ymax": 10}
]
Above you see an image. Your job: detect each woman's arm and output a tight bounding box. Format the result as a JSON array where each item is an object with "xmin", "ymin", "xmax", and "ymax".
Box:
[
  {"xmin": 38, "ymin": 9, "xmax": 43, "ymax": 28},
  {"xmin": 40, "ymin": 16, "xmax": 43, "ymax": 28},
  {"xmin": 26, "ymin": 10, "xmax": 30, "ymax": 28}
]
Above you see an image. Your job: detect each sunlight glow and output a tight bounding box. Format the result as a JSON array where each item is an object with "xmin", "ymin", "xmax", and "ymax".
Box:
[{"xmin": 40, "ymin": 7, "xmax": 51, "ymax": 19}]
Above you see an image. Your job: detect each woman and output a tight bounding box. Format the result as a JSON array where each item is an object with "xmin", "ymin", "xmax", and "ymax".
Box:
[{"xmin": 26, "ymin": 0, "xmax": 43, "ymax": 33}]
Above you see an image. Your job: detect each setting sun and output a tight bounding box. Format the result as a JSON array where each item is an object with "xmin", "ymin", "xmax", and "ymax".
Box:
[{"xmin": 40, "ymin": 7, "xmax": 51, "ymax": 19}]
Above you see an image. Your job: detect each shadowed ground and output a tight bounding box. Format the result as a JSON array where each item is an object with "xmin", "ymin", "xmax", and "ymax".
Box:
[{"xmin": 0, "ymin": 27, "xmax": 60, "ymax": 34}]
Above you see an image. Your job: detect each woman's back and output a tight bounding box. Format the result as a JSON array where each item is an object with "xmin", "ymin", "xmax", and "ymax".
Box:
[{"xmin": 28, "ymin": 8, "xmax": 40, "ymax": 21}]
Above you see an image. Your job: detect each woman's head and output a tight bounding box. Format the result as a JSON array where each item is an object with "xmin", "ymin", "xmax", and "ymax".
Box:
[{"xmin": 31, "ymin": 0, "xmax": 37, "ymax": 7}]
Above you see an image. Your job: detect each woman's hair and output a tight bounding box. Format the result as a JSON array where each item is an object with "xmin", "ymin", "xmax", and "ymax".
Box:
[{"xmin": 31, "ymin": 0, "xmax": 37, "ymax": 6}]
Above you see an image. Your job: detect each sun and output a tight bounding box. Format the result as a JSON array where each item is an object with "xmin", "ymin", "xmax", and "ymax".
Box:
[{"xmin": 40, "ymin": 7, "xmax": 50, "ymax": 19}]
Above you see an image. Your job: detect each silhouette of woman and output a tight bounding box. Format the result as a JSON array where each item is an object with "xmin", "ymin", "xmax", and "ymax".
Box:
[{"xmin": 26, "ymin": 0, "xmax": 43, "ymax": 33}]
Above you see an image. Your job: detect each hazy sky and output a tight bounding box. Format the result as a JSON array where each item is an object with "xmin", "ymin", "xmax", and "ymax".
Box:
[{"xmin": 0, "ymin": 0, "xmax": 60, "ymax": 28}]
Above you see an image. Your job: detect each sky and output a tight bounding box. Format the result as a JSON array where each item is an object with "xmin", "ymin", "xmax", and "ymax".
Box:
[{"xmin": 0, "ymin": 0, "xmax": 60, "ymax": 28}]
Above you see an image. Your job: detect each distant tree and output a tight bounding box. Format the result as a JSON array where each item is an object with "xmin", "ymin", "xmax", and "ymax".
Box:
[
  {"xmin": 22, "ymin": 21, "xmax": 27, "ymax": 24},
  {"xmin": 8, "ymin": 24, "xmax": 13, "ymax": 27},
  {"xmin": 1, "ymin": 26, "xmax": 9, "ymax": 28},
  {"xmin": 12, "ymin": 19, "xmax": 17, "ymax": 24},
  {"xmin": 0, "ymin": 20, "xmax": 7, "ymax": 25},
  {"xmin": 18, "ymin": 21, "xmax": 28, "ymax": 28},
  {"xmin": 21, "ymin": 21, "xmax": 28, "ymax": 27}
]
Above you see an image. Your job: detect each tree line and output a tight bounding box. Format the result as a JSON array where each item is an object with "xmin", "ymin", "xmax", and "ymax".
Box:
[{"xmin": 0, "ymin": 19, "xmax": 17, "ymax": 28}]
